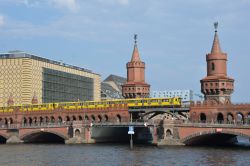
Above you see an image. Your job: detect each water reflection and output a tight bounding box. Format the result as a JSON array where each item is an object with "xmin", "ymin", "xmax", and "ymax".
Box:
[{"xmin": 0, "ymin": 143, "xmax": 250, "ymax": 166}]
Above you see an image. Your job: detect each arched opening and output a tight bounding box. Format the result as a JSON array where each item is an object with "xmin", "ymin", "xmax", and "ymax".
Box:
[
  {"xmin": 28, "ymin": 117, "xmax": 33, "ymax": 126},
  {"xmin": 200, "ymin": 113, "xmax": 206, "ymax": 123},
  {"xmin": 0, "ymin": 136, "xmax": 7, "ymax": 144},
  {"xmin": 50, "ymin": 116, "xmax": 55, "ymax": 123},
  {"xmin": 247, "ymin": 114, "xmax": 250, "ymax": 124},
  {"xmin": 39, "ymin": 117, "xmax": 43, "ymax": 125},
  {"xmin": 23, "ymin": 132, "xmax": 65, "ymax": 144},
  {"xmin": 72, "ymin": 116, "xmax": 76, "ymax": 121},
  {"xmin": 78, "ymin": 116, "xmax": 83, "ymax": 121},
  {"xmin": 91, "ymin": 115, "xmax": 95, "ymax": 122},
  {"xmin": 236, "ymin": 113, "xmax": 244, "ymax": 124},
  {"xmin": 212, "ymin": 62, "xmax": 215, "ymax": 71},
  {"xmin": 166, "ymin": 129, "xmax": 172, "ymax": 138},
  {"xmin": 116, "ymin": 114, "xmax": 121, "ymax": 123},
  {"xmin": 45, "ymin": 117, "xmax": 49, "ymax": 124},
  {"xmin": 33, "ymin": 117, "xmax": 37, "ymax": 125},
  {"xmin": 58, "ymin": 116, "xmax": 63, "ymax": 123},
  {"xmin": 184, "ymin": 133, "xmax": 237, "ymax": 145},
  {"xmin": 104, "ymin": 115, "xmax": 108, "ymax": 122},
  {"xmin": 23, "ymin": 118, "xmax": 27, "ymax": 126},
  {"xmin": 4, "ymin": 118, "xmax": 8, "ymax": 126},
  {"xmin": 97, "ymin": 115, "xmax": 102, "ymax": 122},
  {"xmin": 217, "ymin": 113, "xmax": 224, "ymax": 123},
  {"xmin": 9, "ymin": 118, "xmax": 13, "ymax": 124},
  {"xmin": 227, "ymin": 113, "xmax": 234, "ymax": 124},
  {"xmin": 75, "ymin": 129, "xmax": 80, "ymax": 137},
  {"xmin": 84, "ymin": 115, "xmax": 89, "ymax": 123},
  {"xmin": 65, "ymin": 116, "xmax": 70, "ymax": 122}
]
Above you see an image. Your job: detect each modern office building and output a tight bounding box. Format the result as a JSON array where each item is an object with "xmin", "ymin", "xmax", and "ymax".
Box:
[
  {"xmin": 150, "ymin": 90, "xmax": 193, "ymax": 102},
  {"xmin": 0, "ymin": 51, "xmax": 101, "ymax": 106}
]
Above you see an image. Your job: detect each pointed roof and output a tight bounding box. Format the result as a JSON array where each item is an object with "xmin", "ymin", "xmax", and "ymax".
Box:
[
  {"xmin": 130, "ymin": 34, "xmax": 141, "ymax": 62},
  {"xmin": 211, "ymin": 22, "xmax": 222, "ymax": 54}
]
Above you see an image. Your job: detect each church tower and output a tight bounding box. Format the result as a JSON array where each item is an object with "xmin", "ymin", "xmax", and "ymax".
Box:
[
  {"xmin": 122, "ymin": 35, "xmax": 150, "ymax": 98},
  {"xmin": 200, "ymin": 22, "xmax": 234, "ymax": 104}
]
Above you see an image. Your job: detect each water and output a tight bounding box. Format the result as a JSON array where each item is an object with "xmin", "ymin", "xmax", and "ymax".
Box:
[{"xmin": 0, "ymin": 143, "xmax": 250, "ymax": 166}]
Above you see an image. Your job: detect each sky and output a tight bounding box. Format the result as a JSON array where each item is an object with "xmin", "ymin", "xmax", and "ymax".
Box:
[{"xmin": 0, "ymin": 0, "xmax": 250, "ymax": 102}]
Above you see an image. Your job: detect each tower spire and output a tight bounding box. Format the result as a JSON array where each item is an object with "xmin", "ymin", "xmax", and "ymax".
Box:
[
  {"xmin": 211, "ymin": 22, "xmax": 222, "ymax": 54},
  {"xmin": 131, "ymin": 34, "xmax": 141, "ymax": 62}
]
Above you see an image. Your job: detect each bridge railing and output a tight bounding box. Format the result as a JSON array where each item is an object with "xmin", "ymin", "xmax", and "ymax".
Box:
[{"xmin": 181, "ymin": 120, "xmax": 250, "ymax": 127}]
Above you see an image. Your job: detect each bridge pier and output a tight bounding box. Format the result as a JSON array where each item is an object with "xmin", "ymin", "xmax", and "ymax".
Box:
[
  {"xmin": 5, "ymin": 130, "xmax": 23, "ymax": 144},
  {"xmin": 154, "ymin": 120, "xmax": 185, "ymax": 146},
  {"xmin": 65, "ymin": 126, "xmax": 95, "ymax": 144}
]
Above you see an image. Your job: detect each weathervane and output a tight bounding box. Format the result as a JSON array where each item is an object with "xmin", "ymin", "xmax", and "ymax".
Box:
[
  {"xmin": 134, "ymin": 34, "xmax": 138, "ymax": 44},
  {"xmin": 214, "ymin": 22, "xmax": 218, "ymax": 32}
]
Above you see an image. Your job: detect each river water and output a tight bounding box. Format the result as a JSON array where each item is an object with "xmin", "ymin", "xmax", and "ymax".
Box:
[{"xmin": 0, "ymin": 142, "xmax": 250, "ymax": 166}]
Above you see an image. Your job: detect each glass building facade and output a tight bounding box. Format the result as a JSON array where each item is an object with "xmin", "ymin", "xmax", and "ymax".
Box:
[{"xmin": 42, "ymin": 68, "xmax": 94, "ymax": 103}]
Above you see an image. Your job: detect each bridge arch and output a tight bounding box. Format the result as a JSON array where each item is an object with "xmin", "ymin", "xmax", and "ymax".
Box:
[
  {"xmin": 58, "ymin": 116, "xmax": 63, "ymax": 123},
  {"xmin": 97, "ymin": 115, "xmax": 102, "ymax": 122},
  {"xmin": 217, "ymin": 112, "xmax": 224, "ymax": 123},
  {"xmin": 247, "ymin": 113, "xmax": 250, "ymax": 124},
  {"xmin": 182, "ymin": 130, "xmax": 250, "ymax": 146},
  {"xmin": 21, "ymin": 130, "xmax": 67, "ymax": 143},
  {"xmin": 116, "ymin": 114, "xmax": 121, "ymax": 123},
  {"xmin": 227, "ymin": 112, "xmax": 234, "ymax": 124},
  {"xmin": 104, "ymin": 114, "xmax": 108, "ymax": 122},
  {"xmin": 236, "ymin": 112, "xmax": 244, "ymax": 124},
  {"xmin": 199, "ymin": 113, "xmax": 206, "ymax": 123}
]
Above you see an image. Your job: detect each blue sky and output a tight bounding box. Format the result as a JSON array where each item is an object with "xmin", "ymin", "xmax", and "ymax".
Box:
[{"xmin": 0, "ymin": 0, "xmax": 250, "ymax": 102}]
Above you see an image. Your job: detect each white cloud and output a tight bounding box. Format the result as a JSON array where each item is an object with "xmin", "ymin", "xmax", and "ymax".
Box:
[
  {"xmin": 98, "ymin": 0, "xmax": 129, "ymax": 6},
  {"xmin": 50, "ymin": 0, "xmax": 79, "ymax": 12},
  {"xmin": 0, "ymin": 15, "xmax": 5, "ymax": 27}
]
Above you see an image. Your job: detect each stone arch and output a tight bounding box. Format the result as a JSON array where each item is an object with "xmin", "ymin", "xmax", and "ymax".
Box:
[
  {"xmin": 91, "ymin": 115, "xmax": 95, "ymax": 122},
  {"xmin": 58, "ymin": 116, "xmax": 63, "ymax": 123},
  {"xmin": 33, "ymin": 117, "xmax": 38, "ymax": 125},
  {"xmin": 84, "ymin": 115, "xmax": 89, "ymax": 122},
  {"xmin": 104, "ymin": 114, "xmax": 108, "ymax": 122},
  {"xmin": 116, "ymin": 114, "xmax": 121, "ymax": 123},
  {"xmin": 21, "ymin": 130, "xmax": 68, "ymax": 143},
  {"xmin": 227, "ymin": 113, "xmax": 234, "ymax": 124},
  {"xmin": 182, "ymin": 130, "xmax": 250, "ymax": 145},
  {"xmin": 199, "ymin": 113, "xmax": 206, "ymax": 123},
  {"xmin": 97, "ymin": 115, "xmax": 102, "ymax": 122},
  {"xmin": 236, "ymin": 112, "xmax": 244, "ymax": 124},
  {"xmin": 78, "ymin": 115, "xmax": 83, "ymax": 121},
  {"xmin": 217, "ymin": 112, "xmax": 224, "ymax": 123},
  {"xmin": 72, "ymin": 116, "xmax": 77, "ymax": 121},
  {"xmin": 9, "ymin": 118, "xmax": 13, "ymax": 124},
  {"xmin": 4, "ymin": 118, "xmax": 8, "ymax": 125},
  {"xmin": 28, "ymin": 117, "xmax": 33, "ymax": 126},
  {"xmin": 45, "ymin": 116, "xmax": 49, "ymax": 123},
  {"xmin": 166, "ymin": 129, "xmax": 173, "ymax": 138},
  {"xmin": 0, "ymin": 133, "xmax": 8, "ymax": 144},
  {"xmin": 65, "ymin": 116, "xmax": 70, "ymax": 122},
  {"xmin": 22, "ymin": 117, "xmax": 27, "ymax": 126},
  {"xmin": 75, "ymin": 129, "xmax": 81, "ymax": 137},
  {"xmin": 247, "ymin": 113, "xmax": 250, "ymax": 124},
  {"xmin": 50, "ymin": 116, "xmax": 55, "ymax": 123},
  {"xmin": 39, "ymin": 117, "xmax": 44, "ymax": 124}
]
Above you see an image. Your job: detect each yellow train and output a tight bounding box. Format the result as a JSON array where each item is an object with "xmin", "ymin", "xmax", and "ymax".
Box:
[{"xmin": 0, "ymin": 97, "xmax": 181, "ymax": 112}]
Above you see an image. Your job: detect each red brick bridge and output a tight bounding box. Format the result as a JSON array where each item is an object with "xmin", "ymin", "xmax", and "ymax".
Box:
[{"xmin": 0, "ymin": 102, "xmax": 250, "ymax": 145}]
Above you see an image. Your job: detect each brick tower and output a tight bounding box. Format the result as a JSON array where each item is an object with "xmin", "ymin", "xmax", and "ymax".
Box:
[
  {"xmin": 200, "ymin": 22, "xmax": 234, "ymax": 104},
  {"xmin": 122, "ymin": 35, "xmax": 150, "ymax": 98}
]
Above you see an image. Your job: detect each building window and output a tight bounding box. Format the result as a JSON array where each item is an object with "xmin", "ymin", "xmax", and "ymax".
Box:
[
  {"xmin": 42, "ymin": 68, "xmax": 93, "ymax": 103},
  {"xmin": 212, "ymin": 63, "xmax": 215, "ymax": 71}
]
